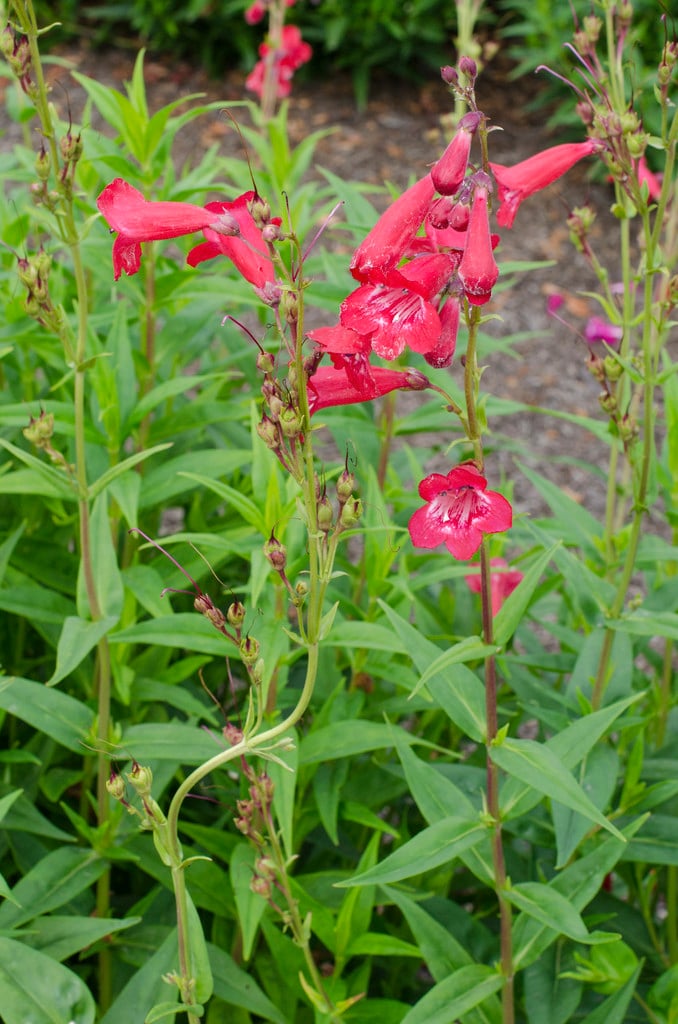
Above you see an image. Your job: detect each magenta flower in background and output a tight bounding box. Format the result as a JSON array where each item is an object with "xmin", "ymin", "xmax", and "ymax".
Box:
[
  {"xmin": 246, "ymin": 24, "xmax": 312, "ymax": 100},
  {"xmin": 489, "ymin": 139, "xmax": 600, "ymax": 228},
  {"xmin": 97, "ymin": 178, "xmax": 219, "ymax": 280},
  {"xmin": 465, "ymin": 557, "xmax": 523, "ymax": 615},
  {"xmin": 636, "ymin": 156, "xmax": 662, "ymax": 201},
  {"xmin": 308, "ymin": 354, "xmax": 430, "ymax": 414},
  {"xmin": 350, "ymin": 174, "xmax": 436, "ymax": 284},
  {"xmin": 457, "ymin": 184, "xmax": 499, "ymax": 305},
  {"xmin": 584, "ymin": 315, "xmax": 623, "ymax": 349},
  {"xmin": 409, "ymin": 463, "xmax": 513, "ymax": 560},
  {"xmin": 244, "ymin": 0, "xmax": 266, "ymax": 23},
  {"xmin": 187, "ymin": 191, "xmax": 279, "ymax": 290}
]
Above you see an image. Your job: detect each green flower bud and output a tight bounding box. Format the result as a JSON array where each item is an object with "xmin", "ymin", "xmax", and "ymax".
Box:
[
  {"xmin": 603, "ymin": 355, "xmax": 623, "ymax": 381},
  {"xmin": 227, "ymin": 599, "xmax": 246, "ymax": 628},
  {"xmin": 317, "ymin": 495, "xmax": 334, "ymax": 533},
  {"xmin": 240, "ymin": 635, "xmax": 260, "ymax": 666},
  {"xmin": 127, "ymin": 762, "xmax": 153, "ymax": 797},
  {"xmin": 339, "ymin": 497, "xmax": 363, "ymax": 528},
  {"xmin": 106, "ymin": 772, "xmax": 126, "ymax": 801}
]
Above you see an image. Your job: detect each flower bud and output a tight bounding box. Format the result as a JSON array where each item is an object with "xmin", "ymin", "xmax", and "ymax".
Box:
[
  {"xmin": 264, "ymin": 532, "xmax": 287, "ymax": 571},
  {"xmin": 603, "ymin": 355, "xmax": 623, "ymax": 382},
  {"xmin": 599, "ymin": 390, "xmax": 617, "ymax": 414},
  {"xmin": 295, "ymin": 579, "xmax": 308, "ymax": 600},
  {"xmin": 248, "ymin": 193, "xmax": 271, "ymax": 230},
  {"xmin": 23, "ymin": 410, "xmax": 54, "ymax": 447},
  {"xmin": 257, "ymin": 350, "xmax": 275, "ymax": 375},
  {"xmin": 35, "ymin": 146, "xmax": 51, "ymax": 181},
  {"xmin": 106, "ymin": 772, "xmax": 126, "ymax": 801},
  {"xmin": 127, "ymin": 762, "xmax": 153, "ymax": 796},
  {"xmin": 195, "ymin": 593, "xmax": 226, "ymax": 631},
  {"xmin": 339, "ymin": 497, "xmax": 363, "ymax": 528},
  {"xmin": 336, "ymin": 468, "xmax": 355, "ymax": 504},
  {"xmin": 227, "ymin": 599, "xmax": 246, "ymax": 628},
  {"xmin": 240, "ymin": 635, "xmax": 260, "ymax": 666},
  {"xmin": 250, "ymin": 874, "xmax": 272, "ymax": 898},
  {"xmin": 441, "ymin": 65, "xmax": 458, "ymax": 86},
  {"xmin": 279, "ymin": 404, "xmax": 303, "ymax": 438},
  {"xmin": 317, "ymin": 494, "xmax": 334, "ymax": 533},
  {"xmin": 458, "ymin": 56, "xmax": 477, "ymax": 81},
  {"xmin": 256, "ymin": 413, "xmax": 281, "ymax": 449}
]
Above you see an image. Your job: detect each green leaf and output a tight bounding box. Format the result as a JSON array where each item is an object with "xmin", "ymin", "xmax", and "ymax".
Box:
[
  {"xmin": 0, "ymin": 438, "xmax": 75, "ymax": 499},
  {"xmin": 608, "ymin": 608, "xmax": 678, "ymax": 640},
  {"xmin": 517, "ymin": 461, "xmax": 602, "ymax": 551},
  {"xmin": 300, "ymin": 721, "xmax": 418, "ymax": 765},
  {"xmin": 379, "ymin": 602, "xmax": 486, "ymax": 741},
  {"xmin": 0, "ymin": 848, "xmax": 106, "ymax": 929},
  {"xmin": 337, "ymin": 817, "xmax": 485, "ymax": 887},
  {"xmin": 208, "ymin": 942, "xmax": 288, "ymax": 1024},
  {"xmin": 345, "ymin": 933, "xmax": 422, "ymax": 957},
  {"xmin": 48, "ymin": 615, "xmax": 118, "ymax": 686},
  {"xmin": 110, "ymin": 612, "xmax": 233, "ymax": 655},
  {"xmin": 505, "ymin": 882, "xmax": 604, "ymax": 943},
  {"xmin": 577, "ymin": 964, "xmax": 641, "ymax": 1024},
  {"xmin": 0, "ymin": 677, "xmax": 95, "ymax": 751},
  {"xmin": 77, "ymin": 492, "xmax": 124, "ymax": 620},
  {"xmin": 622, "ymin": 814, "xmax": 678, "ymax": 865},
  {"xmin": 186, "ymin": 892, "xmax": 213, "ymax": 1004},
  {"xmin": 121, "ymin": 723, "xmax": 223, "ymax": 764},
  {"xmin": 399, "ymin": 965, "xmax": 504, "ymax": 1024},
  {"xmin": 408, "ymin": 636, "xmax": 498, "ymax": 700},
  {"xmin": 0, "ymin": 937, "xmax": 95, "ymax": 1024},
  {"xmin": 493, "ymin": 544, "xmax": 560, "ymax": 646},
  {"xmin": 88, "ymin": 443, "xmax": 174, "ymax": 501},
  {"xmin": 100, "ymin": 929, "xmax": 178, "ymax": 1024},
  {"xmin": 490, "ymin": 737, "xmax": 625, "ymax": 846},
  {"xmin": 20, "ymin": 914, "xmax": 139, "ymax": 962},
  {"xmin": 230, "ymin": 843, "xmax": 267, "ymax": 961}
]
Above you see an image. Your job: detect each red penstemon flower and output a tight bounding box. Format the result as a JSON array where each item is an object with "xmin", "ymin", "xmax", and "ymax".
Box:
[
  {"xmin": 97, "ymin": 178, "xmax": 220, "ymax": 280},
  {"xmin": 465, "ymin": 557, "xmax": 523, "ymax": 615},
  {"xmin": 187, "ymin": 191, "xmax": 279, "ymax": 291},
  {"xmin": 489, "ymin": 140, "xmax": 600, "ymax": 228},
  {"xmin": 308, "ymin": 354, "xmax": 430, "ymax": 414},
  {"xmin": 246, "ymin": 24, "xmax": 312, "ymax": 100},
  {"xmin": 408, "ymin": 463, "xmax": 512, "ymax": 560},
  {"xmin": 431, "ymin": 111, "xmax": 481, "ymax": 197},
  {"xmin": 340, "ymin": 253, "xmax": 457, "ymax": 360},
  {"xmin": 457, "ymin": 183, "xmax": 498, "ymax": 305},
  {"xmin": 350, "ymin": 174, "xmax": 436, "ymax": 284}
]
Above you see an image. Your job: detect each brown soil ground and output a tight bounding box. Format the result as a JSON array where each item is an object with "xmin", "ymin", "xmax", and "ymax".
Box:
[{"xmin": 2, "ymin": 43, "xmax": 625, "ymax": 516}]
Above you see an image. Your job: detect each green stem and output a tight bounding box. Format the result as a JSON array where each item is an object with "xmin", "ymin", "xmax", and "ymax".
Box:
[
  {"xmin": 480, "ymin": 543, "xmax": 514, "ymax": 1023},
  {"xmin": 668, "ymin": 867, "xmax": 678, "ymax": 965}
]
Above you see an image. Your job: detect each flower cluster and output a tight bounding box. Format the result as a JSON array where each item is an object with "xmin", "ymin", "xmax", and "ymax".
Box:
[
  {"xmin": 246, "ymin": 23, "xmax": 312, "ymax": 101},
  {"xmin": 96, "ymin": 86, "xmax": 600, "ymax": 563}
]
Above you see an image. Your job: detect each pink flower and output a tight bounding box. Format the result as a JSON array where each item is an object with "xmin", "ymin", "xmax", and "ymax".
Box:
[
  {"xmin": 465, "ymin": 557, "xmax": 523, "ymax": 615},
  {"xmin": 308, "ymin": 354, "xmax": 430, "ymax": 414},
  {"xmin": 244, "ymin": 1, "xmax": 266, "ymax": 24},
  {"xmin": 457, "ymin": 184, "xmax": 498, "ymax": 305},
  {"xmin": 489, "ymin": 140, "xmax": 600, "ymax": 228},
  {"xmin": 350, "ymin": 174, "xmax": 436, "ymax": 284},
  {"xmin": 583, "ymin": 316, "xmax": 623, "ymax": 349},
  {"xmin": 97, "ymin": 178, "xmax": 219, "ymax": 280},
  {"xmin": 340, "ymin": 253, "xmax": 456, "ymax": 360},
  {"xmin": 636, "ymin": 156, "xmax": 662, "ymax": 201},
  {"xmin": 246, "ymin": 24, "xmax": 312, "ymax": 100},
  {"xmin": 187, "ymin": 191, "xmax": 278, "ymax": 290},
  {"xmin": 422, "ymin": 296, "xmax": 460, "ymax": 368},
  {"xmin": 431, "ymin": 112, "xmax": 481, "ymax": 197},
  {"xmin": 408, "ymin": 463, "xmax": 513, "ymax": 560}
]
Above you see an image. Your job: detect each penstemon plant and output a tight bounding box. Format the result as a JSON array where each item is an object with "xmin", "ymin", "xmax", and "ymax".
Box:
[{"xmin": 0, "ymin": 2, "xmax": 676, "ymax": 1024}]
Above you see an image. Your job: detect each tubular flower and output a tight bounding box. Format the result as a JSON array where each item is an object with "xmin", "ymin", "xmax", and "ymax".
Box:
[
  {"xmin": 246, "ymin": 24, "xmax": 312, "ymax": 100},
  {"xmin": 431, "ymin": 111, "xmax": 481, "ymax": 197},
  {"xmin": 465, "ymin": 557, "xmax": 523, "ymax": 615},
  {"xmin": 187, "ymin": 191, "xmax": 279, "ymax": 290},
  {"xmin": 308, "ymin": 354, "xmax": 430, "ymax": 414},
  {"xmin": 489, "ymin": 140, "xmax": 600, "ymax": 228},
  {"xmin": 340, "ymin": 253, "xmax": 456, "ymax": 360},
  {"xmin": 408, "ymin": 463, "xmax": 513, "ymax": 560},
  {"xmin": 350, "ymin": 174, "xmax": 436, "ymax": 284},
  {"xmin": 458, "ymin": 184, "xmax": 498, "ymax": 305},
  {"xmin": 423, "ymin": 296, "xmax": 460, "ymax": 368},
  {"xmin": 97, "ymin": 178, "xmax": 219, "ymax": 280}
]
